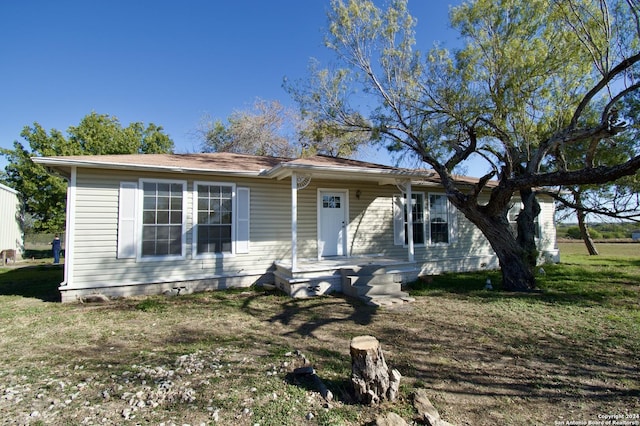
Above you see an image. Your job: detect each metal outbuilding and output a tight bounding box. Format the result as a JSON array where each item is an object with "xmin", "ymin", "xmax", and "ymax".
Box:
[{"xmin": 0, "ymin": 183, "xmax": 23, "ymax": 263}]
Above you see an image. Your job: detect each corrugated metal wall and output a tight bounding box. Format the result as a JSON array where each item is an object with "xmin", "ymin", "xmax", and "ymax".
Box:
[{"xmin": 0, "ymin": 183, "xmax": 23, "ymax": 258}]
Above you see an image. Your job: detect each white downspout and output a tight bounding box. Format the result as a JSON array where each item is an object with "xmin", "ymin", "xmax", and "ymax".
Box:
[
  {"xmin": 62, "ymin": 166, "xmax": 77, "ymax": 287},
  {"xmin": 291, "ymin": 173, "xmax": 298, "ymax": 272},
  {"xmin": 406, "ymin": 182, "xmax": 414, "ymax": 262}
]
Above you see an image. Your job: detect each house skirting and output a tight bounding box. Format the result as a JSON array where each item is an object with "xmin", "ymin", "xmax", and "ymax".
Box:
[
  {"xmin": 59, "ymin": 272, "xmax": 272, "ymax": 303},
  {"xmin": 59, "ymin": 251, "xmax": 559, "ymax": 302},
  {"xmin": 416, "ymin": 254, "xmax": 500, "ymax": 276},
  {"xmin": 413, "ymin": 251, "xmax": 559, "ymax": 277}
]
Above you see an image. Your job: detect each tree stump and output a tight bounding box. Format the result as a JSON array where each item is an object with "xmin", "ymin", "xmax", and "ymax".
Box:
[{"xmin": 350, "ymin": 335, "xmax": 401, "ymax": 404}]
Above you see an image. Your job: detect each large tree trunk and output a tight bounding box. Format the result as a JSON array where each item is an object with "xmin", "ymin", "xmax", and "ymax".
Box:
[
  {"xmin": 491, "ymin": 232, "xmax": 537, "ymax": 291},
  {"xmin": 517, "ymin": 188, "xmax": 542, "ymax": 269},
  {"xmin": 454, "ymin": 198, "xmax": 537, "ymax": 291}
]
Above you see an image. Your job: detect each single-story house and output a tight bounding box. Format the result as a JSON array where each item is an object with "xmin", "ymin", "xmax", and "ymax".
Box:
[
  {"xmin": 33, "ymin": 153, "xmax": 558, "ymax": 303},
  {"xmin": 632, "ymin": 230, "xmax": 640, "ymax": 241},
  {"xmin": 0, "ymin": 182, "xmax": 24, "ymax": 263}
]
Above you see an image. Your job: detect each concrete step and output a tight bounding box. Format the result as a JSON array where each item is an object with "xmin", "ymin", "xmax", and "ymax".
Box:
[
  {"xmin": 339, "ymin": 264, "xmax": 416, "ymax": 306},
  {"xmin": 347, "ymin": 273, "xmax": 397, "ymax": 286},
  {"xmin": 342, "ymin": 274, "xmax": 415, "ymax": 308},
  {"xmin": 363, "ymin": 293, "xmax": 416, "ymax": 307},
  {"xmin": 341, "ymin": 264, "xmax": 417, "ymax": 277},
  {"xmin": 344, "ymin": 276, "xmax": 401, "ymax": 297}
]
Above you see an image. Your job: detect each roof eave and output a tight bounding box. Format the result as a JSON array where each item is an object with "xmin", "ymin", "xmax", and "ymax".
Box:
[
  {"xmin": 32, "ymin": 157, "xmax": 266, "ymax": 178},
  {"xmin": 31, "ymin": 156, "xmax": 491, "ymax": 189},
  {"xmin": 0, "ymin": 182, "xmax": 19, "ymax": 195}
]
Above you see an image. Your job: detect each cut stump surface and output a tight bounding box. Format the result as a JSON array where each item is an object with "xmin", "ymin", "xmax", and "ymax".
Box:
[{"xmin": 350, "ymin": 335, "xmax": 401, "ymax": 404}]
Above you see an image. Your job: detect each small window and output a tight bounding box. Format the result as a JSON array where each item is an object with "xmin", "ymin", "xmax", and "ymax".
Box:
[
  {"xmin": 323, "ymin": 195, "xmax": 341, "ymax": 209},
  {"xmin": 193, "ymin": 183, "xmax": 250, "ymax": 256},
  {"xmin": 195, "ymin": 184, "xmax": 234, "ymax": 254}
]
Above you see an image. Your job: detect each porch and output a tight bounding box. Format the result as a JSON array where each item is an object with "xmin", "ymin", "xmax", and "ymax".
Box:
[{"xmin": 273, "ymin": 255, "xmax": 420, "ymax": 301}]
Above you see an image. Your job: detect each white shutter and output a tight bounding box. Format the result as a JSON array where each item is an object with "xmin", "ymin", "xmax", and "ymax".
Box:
[
  {"xmin": 236, "ymin": 187, "xmax": 250, "ymax": 254},
  {"xmin": 448, "ymin": 199, "xmax": 458, "ymax": 244},
  {"xmin": 393, "ymin": 194, "xmax": 404, "ymax": 246},
  {"xmin": 117, "ymin": 182, "xmax": 137, "ymax": 259}
]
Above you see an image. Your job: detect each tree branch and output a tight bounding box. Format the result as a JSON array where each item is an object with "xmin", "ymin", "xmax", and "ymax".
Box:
[
  {"xmin": 445, "ymin": 126, "xmax": 477, "ymax": 170},
  {"xmin": 570, "ymin": 51, "xmax": 640, "ymax": 129},
  {"xmin": 540, "ymin": 189, "xmax": 640, "ymax": 222},
  {"xmin": 510, "ymin": 155, "xmax": 640, "ymax": 189},
  {"xmin": 601, "ymin": 81, "xmax": 640, "ymax": 124}
]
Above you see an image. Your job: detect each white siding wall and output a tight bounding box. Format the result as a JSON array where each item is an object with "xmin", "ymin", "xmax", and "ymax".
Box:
[
  {"xmin": 292, "ymin": 179, "xmax": 501, "ymax": 273},
  {"xmin": 67, "ymin": 169, "xmax": 292, "ymax": 293},
  {"xmin": 65, "ymin": 169, "xmax": 558, "ymax": 298},
  {"xmin": 0, "ymin": 183, "xmax": 23, "ymax": 257}
]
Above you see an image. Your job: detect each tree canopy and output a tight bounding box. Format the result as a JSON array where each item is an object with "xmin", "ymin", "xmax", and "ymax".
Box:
[
  {"xmin": 1, "ymin": 112, "xmax": 174, "ymax": 232},
  {"xmin": 288, "ymin": 0, "xmax": 640, "ymax": 290},
  {"xmin": 197, "ymin": 97, "xmax": 368, "ymax": 158},
  {"xmin": 551, "ymin": 90, "xmax": 640, "ymax": 253},
  {"xmin": 198, "ymin": 99, "xmax": 297, "ymax": 157}
]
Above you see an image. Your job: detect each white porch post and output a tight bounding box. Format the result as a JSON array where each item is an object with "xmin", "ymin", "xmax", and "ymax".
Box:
[
  {"xmin": 291, "ymin": 173, "xmax": 298, "ymax": 272},
  {"xmin": 406, "ymin": 182, "xmax": 415, "ymax": 262}
]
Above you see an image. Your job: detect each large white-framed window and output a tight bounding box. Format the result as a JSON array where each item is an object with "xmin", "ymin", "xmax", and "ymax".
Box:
[
  {"xmin": 429, "ymin": 194, "xmax": 450, "ymax": 244},
  {"xmin": 394, "ymin": 192, "xmax": 457, "ymax": 246},
  {"xmin": 406, "ymin": 192, "xmax": 426, "ymax": 246},
  {"xmin": 117, "ymin": 180, "xmax": 249, "ymax": 262},
  {"xmin": 192, "ymin": 182, "xmax": 250, "ymax": 258},
  {"xmin": 139, "ymin": 179, "xmax": 187, "ymax": 260},
  {"xmin": 194, "ymin": 182, "xmax": 234, "ymax": 257}
]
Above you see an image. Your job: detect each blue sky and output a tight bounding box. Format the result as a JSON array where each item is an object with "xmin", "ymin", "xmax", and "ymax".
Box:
[{"xmin": 0, "ymin": 1, "xmax": 466, "ymax": 172}]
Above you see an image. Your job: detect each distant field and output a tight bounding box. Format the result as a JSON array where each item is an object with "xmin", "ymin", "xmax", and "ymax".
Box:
[{"xmin": 558, "ymin": 241, "xmax": 639, "ymax": 258}]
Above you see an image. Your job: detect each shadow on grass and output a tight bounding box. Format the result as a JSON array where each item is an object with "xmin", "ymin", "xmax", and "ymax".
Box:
[
  {"xmin": 0, "ymin": 265, "xmax": 63, "ymax": 302},
  {"xmin": 285, "ymin": 370, "xmax": 356, "ymax": 405},
  {"xmin": 241, "ymin": 291, "xmax": 378, "ymax": 338},
  {"xmin": 382, "ymin": 315, "xmax": 640, "ymax": 407}
]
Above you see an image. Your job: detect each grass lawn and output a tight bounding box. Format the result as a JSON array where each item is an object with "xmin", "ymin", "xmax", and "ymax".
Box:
[{"xmin": 0, "ymin": 243, "xmax": 638, "ymax": 425}]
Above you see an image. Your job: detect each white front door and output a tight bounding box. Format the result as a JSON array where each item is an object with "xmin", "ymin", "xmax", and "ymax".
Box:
[{"xmin": 319, "ymin": 191, "xmax": 347, "ymax": 257}]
